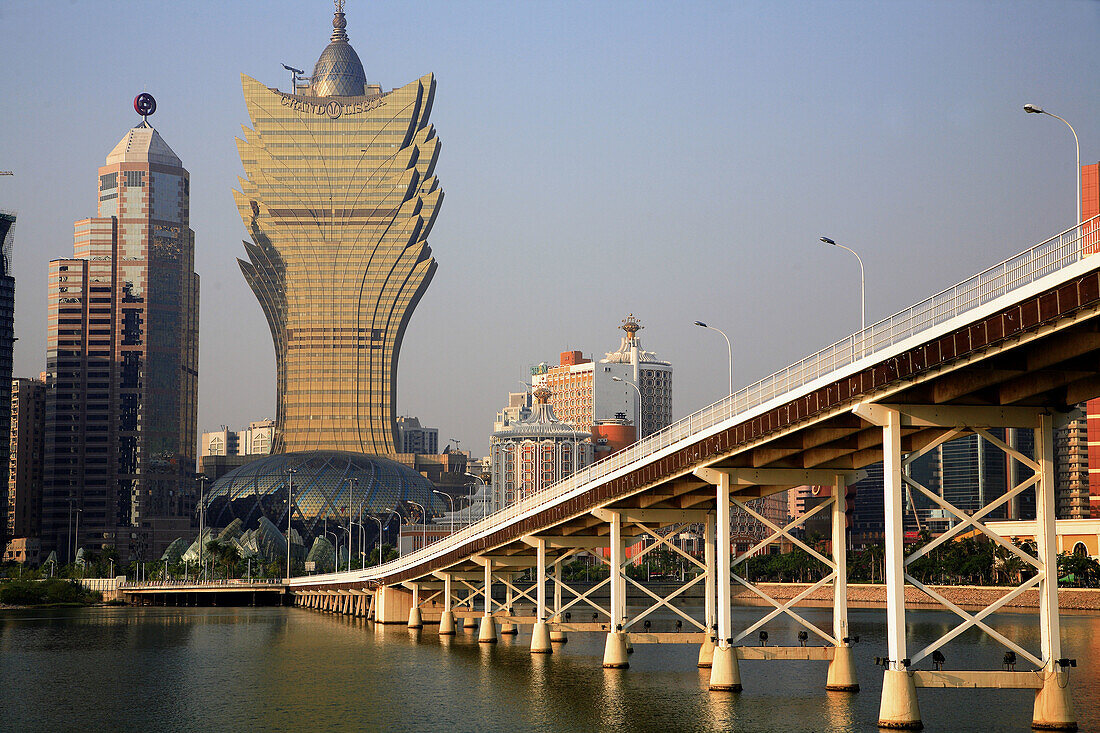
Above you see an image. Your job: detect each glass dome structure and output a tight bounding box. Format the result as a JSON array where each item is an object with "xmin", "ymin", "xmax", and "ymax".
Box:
[{"xmin": 203, "ymin": 451, "xmax": 442, "ymax": 544}]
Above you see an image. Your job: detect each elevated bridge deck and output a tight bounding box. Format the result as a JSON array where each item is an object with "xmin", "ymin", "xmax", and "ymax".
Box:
[{"xmin": 290, "ymin": 219, "xmax": 1098, "ymax": 730}]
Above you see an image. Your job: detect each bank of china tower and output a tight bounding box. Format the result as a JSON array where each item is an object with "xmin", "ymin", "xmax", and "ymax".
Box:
[{"xmin": 235, "ymin": 4, "xmax": 442, "ymax": 455}]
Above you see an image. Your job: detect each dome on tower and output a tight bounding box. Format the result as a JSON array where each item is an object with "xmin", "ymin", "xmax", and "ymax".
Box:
[{"xmin": 310, "ymin": 5, "xmax": 367, "ymax": 97}]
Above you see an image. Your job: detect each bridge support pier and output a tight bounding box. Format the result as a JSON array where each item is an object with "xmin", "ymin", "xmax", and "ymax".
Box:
[
  {"xmin": 602, "ymin": 511, "xmax": 628, "ymax": 669},
  {"xmin": 407, "ymin": 583, "xmax": 423, "ymax": 628},
  {"xmin": 826, "ymin": 474, "xmax": 858, "ymax": 692},
  {"xmin": 500, "ymin": 583, "xmax": 518, "ymax": 635},
  {"xmin": 854, "ymin": 403, "xmax": 1077, "ymax": 731},
  {"xmin": 710, "ymin": 472, "xmax": 740, "ymax": 690},
  {"xmin": 439, "ymin": 574, "xmax": 456, "ymax": 635},
  {"xmin": 698, "ymin": 514, "xmax": 716, "ymax": 668},
  {"xmin": 531, "ymin": 539, "xmax": 551, "ymax": 654},
  {"xmin": 478, "ymin": 562, "xmax": 497, "ymax": 643}
]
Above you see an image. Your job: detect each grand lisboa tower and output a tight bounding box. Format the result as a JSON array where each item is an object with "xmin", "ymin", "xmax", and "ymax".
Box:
[
  {"xmin": 204, "ymin": 2, "xmax": 444, "ymax": 555},
  {"xmin": 234, "ymin": 1, "xmax": 442, "ymax": 456}
]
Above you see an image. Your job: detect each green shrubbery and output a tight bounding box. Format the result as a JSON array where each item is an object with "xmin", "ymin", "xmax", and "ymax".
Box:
[{"xmin": 0, "ymin": 579, "xmax": 101, "ymax": 606}]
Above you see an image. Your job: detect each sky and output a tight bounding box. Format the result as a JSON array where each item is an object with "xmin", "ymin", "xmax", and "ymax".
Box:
[{"xmin": 0, "ymin": 0, "xmax": 1097, "ymax": 457}]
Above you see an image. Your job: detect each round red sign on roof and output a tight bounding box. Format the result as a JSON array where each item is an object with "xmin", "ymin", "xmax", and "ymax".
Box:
[{"xmin": 134, "ymin": 93, "xmax": 156, "ymax": 118}]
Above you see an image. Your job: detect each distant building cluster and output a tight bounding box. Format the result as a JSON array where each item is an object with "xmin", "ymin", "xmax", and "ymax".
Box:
[{"xmin": 8, "ymin": 7, "xmax": 1100, "ymax": 572}]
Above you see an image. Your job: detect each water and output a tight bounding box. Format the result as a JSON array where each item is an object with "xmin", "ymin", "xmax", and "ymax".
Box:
[{"xmin": 2, "ymin": 605, "xmax": 1098, "ymax": 732}]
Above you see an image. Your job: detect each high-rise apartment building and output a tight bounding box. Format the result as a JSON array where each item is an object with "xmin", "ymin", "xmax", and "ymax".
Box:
[
  {"xmin": 6, "ymin": 377, "xmax": 44, "ymax": 543},
  {"xmin": 396, "ymin": 416, "xmax": 438, "ymax": 455},
  {"xmin": 0, "ymin": 213, "xmax": 15, "ymax": 553},
  {"xmin": 235, "ymin": 5, "xmax": 442, "ymax": 455},
  {"xmin": 1055, "ymin": 409, "xmax": 1089, "ymax": 518},
  {"xmin": 41, "ymin": 109, "xmax": 199, "ymax": 562},
  {"xmin": 531, "ymin": 315, "xmax": 673, "ymax": 447}
]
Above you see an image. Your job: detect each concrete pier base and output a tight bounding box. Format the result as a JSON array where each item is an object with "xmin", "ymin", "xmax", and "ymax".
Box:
[
  {"xmin": 1032, "ymin": 667, "xmax": 1077, "ymax": 731},
  {"xmin": 697, "ymin": 635, "xmax": 715, "ymax": 668},
  {"xmin": 464, "ymin": 615, "xmax": 480, "ymax": 630},
  {"xmin": 825, "ymin": 645, "xmax": 859, "ymax": 692},
  {"xmin": 478, "ymin": 615, "xmax": 498, "ymax": 644},
  {"xmin": 438, "ymin": 611, "xmax": 456, "ymax": 636},
  {"xmin": 549, "ymin": 628, "xmax": 568, "ymax": 643},
  {"xmin": 625, "ymin": 635, "xmax": 634, "ymax": 654},
  {"xmin": 878, "ymin": 670, "xmax": 922, "ymax": 730},
  {"xmin": 407, "ymin": 607, "xmax": 423, "ymax": 629},
  {"xmin": 530, "ymin": 621, "xmax": 552, "ymax": 654},
  {"xmin": 708, "ymin": 646, "xmax": 742, "ymax": 692},
  {"xmin": 500, "ymin": 622, "xmax": 518, "ymax": 635},
  {"xmin": 602, "ymin": 631, "xmax": 629, "ymax": 669}
]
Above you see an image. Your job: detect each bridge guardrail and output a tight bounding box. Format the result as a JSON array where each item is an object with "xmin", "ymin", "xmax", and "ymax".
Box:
[
  {"xmin": 316, "ymin": 218, "xmax": 1099, "ymax": 584},
  {"xmin": 120, "ymin": 578, "xmax": 284, "ymax": 589}
]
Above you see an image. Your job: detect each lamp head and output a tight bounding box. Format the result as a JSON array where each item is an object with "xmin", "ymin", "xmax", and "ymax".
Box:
[
  {"xmin": 820, "ymin": 236, "xmax": 836, "ymax": 245},
  {"xmin": 1023, "ymin": 103, "xmax": 1044, "ymax": 114},
  {"xmin": 693, "ymin": 320, "xmax": 708, "ymax": 328},
  {"xmin": 611, "ymin": 376, "xmax": 624, "ymax": 383}
]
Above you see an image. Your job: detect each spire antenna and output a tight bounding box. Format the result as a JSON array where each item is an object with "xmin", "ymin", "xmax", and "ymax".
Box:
[{"xmin": 331, "ymin": 0, "xmax": 349, "ymax": 42}]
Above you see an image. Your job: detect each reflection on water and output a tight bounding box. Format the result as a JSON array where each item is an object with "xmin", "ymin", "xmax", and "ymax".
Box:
[{"xmin": 1, "ymin": 605, "xmax": 1098, "ymax": 732}]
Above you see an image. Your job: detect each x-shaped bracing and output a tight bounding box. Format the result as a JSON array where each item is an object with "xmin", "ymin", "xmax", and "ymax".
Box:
[
  {"xmin": 899, "ymin": 427, "xmax": 1045, "ymax": 668},
  {"xmin": 729, "ymin": 497, "xmax": 840, "ymax": 646}
]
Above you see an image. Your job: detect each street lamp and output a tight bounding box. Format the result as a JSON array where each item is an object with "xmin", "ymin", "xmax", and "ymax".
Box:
[
  {"xmin": 324, "ymin": 529, "xmax": 340, "ymax": 573},
  {"xmin": 692, "ymin": 321, "xmax": 733, "ymax": 396},
  {"xmin": 433, "ymin": 489, "xmax": 456, "ymax": 535},
  {"xmin": 345, "ymin": 477, "xmax": 359, "ymax": 566},
  {"xmin": 369, "ymin": 514, "xmax": 389, "ymax": 566},
  {"xmin": 285, "ymin": 466, "xmax": 298, "ymax": 580},
  {"xmin": 611, "ymin": 376, "xmax": 643, "ymax": 438},
  {"xmin": 819, "ymin": 238, "xmax": 866, "ymax": 333},
  {"xmin": 339, "ymin": 525, "xmax": 353, "ymax": 572},
  {"xmin": 196, "ymin": 474, "xmax": 208, "ymax": 583},
  {"xmin": 1024, "ymin": 104, "xmax": 1081, "ymax": 225}
]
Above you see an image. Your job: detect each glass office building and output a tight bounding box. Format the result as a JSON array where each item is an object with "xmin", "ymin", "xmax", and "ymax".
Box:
[
  {"xmin": 42, "ymin": 120, "xmax": 199, "ymax": 562},
  {"xmin": 234, "ymin": 5, "xmax": 442, "ymax": 455}
]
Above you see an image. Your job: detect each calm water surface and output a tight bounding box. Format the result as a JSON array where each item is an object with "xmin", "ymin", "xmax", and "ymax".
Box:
[{"xmin": 2, "ymin": 604, "xmax": 1099, "ymax": 732}]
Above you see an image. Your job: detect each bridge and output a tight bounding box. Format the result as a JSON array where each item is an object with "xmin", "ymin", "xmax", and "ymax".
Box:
[
  {"xmin": 178, "ymin": 217, "xmax": 1097, "ymax": 730},
  {"xmin": 117, "ymin": 578, "xmax": 287, "ymax": 606}
]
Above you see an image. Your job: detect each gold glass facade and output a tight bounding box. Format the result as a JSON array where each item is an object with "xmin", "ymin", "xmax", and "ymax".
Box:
[{"xmin": 234, "ymin": 62, "xmax": 442, "ymax": 455}]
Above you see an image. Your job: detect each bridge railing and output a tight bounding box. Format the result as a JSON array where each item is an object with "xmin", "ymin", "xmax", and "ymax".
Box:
[
  {"xmin": 344, "ymin": 218, "xmax": 1098, "ymax": 582},
  {"xmin": 120, "ymin": 578, "xmax": 284, "ymax": 589}
]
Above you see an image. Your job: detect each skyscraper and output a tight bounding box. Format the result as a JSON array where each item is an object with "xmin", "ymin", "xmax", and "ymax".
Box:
[
  {"xmin": 42, "ymin": 103, "xmax": 199, "ymax": 562},
  {"xmin": 235, "ymin": 4, "xmax": 442, "ymax": 455},
  {"xmin": 0, "ymin": 212, "xmax": 14, "ymax": 554},
  {"xmin": 7, "ymin": 377, "xmax": 45, "ymax": 543}
]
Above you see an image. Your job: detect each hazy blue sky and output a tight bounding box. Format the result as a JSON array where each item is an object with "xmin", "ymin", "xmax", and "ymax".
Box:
[{"xmin": 1, "ymin": 1, "xmax": 1097, "ymax": 456}]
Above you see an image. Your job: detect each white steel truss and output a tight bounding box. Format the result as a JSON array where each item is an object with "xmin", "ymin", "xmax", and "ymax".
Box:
[
  {"xmin": 898, "ymin": 425, "xmax": 1046, "ymax": 668},
  {"xmin": 729, "ymin": 497, "xmax": 840, "ymax": 646}
]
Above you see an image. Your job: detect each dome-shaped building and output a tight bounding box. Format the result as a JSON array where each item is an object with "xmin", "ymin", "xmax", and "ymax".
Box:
[
  {"xmin": 490, "ymin": 387, "xmax": 593, "ymax": 509},
  {"xmin": 203, "ymin": 451, "xmax": 442, "ymax": 546}
]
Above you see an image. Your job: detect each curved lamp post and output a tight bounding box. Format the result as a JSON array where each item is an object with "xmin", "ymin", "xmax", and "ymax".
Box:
[
  {"xmin": 285, "ymin": 466, "xmax": 297, "ymax": 580},
  {"xmin": 1024, "ymin": 104, "xmax": 1081, "ymax": 224},
  {"xmin": 692, "ymin": 321, "xmax": 733, "ymax": 395},
  {"xmin": 819, "ymin": 237, "xmax": 866, "ymax": 332},
  {"xmin": 433, "ymin": 489, "xmax": 456, "ymax": 535},
  {"xmin": 611, "ymin": 376, "xmax": 643, "ymax": 439}
]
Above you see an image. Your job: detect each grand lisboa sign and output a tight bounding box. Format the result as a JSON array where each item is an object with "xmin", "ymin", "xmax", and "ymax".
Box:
[{"xmin": 278, "ymin": 92, "xmax": 387, "ymax": 119}]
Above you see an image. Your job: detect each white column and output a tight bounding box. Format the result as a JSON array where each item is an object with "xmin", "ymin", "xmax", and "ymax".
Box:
[
  {"xmin": 483, "ymin": 562, "xmax": 493, "ymax": 616},
  {"xmin": 536, "ymin": 539, "xmax": 547, "ymax": 621},
  {"xmin": 1035, "ymin": 413, "xmax": 1062, "ymax": 663},
  {"xmin": 554, "ymin": 561, "xmax": 563, "ymax": 618},
  {"xmin": 832, "ymin": 475, "xmax": 849, "ymax": 644},
  {"xmin": 443, "ymin": 574, "xmax": 452, "ymax": 615},
  {"xmin": 704, "ymin": 513, "xmax": 716, "ymax": 634},
  {"xmin": 609, "ymin": 512, "xmax": 623, "ymax": 630},
  {"xmin": 716, "ymin": 473, "xmax": 731, "ymax": 645},
  {"xmin": 882, "ymin": 407, "xmax": 907, "ymax": 669}
]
